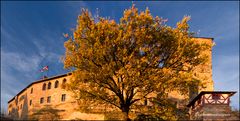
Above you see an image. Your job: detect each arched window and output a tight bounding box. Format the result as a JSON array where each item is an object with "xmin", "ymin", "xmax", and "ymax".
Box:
[
  {"xmin": 48, "ymin": 82, "xmax": 51, "ymax": 89},
  {"xmin": 63, "ymin": 78, "xmax": 66, "ymax": 84},
  {"xmin": 55, "ymin": 81, "xmax": 59, "ymax": 88},
  {"xmin": 42, "ymin": 83, "xmax": 46, "ymax": 90},
  {"xmin": 62, "ymin": 79, "xmax": 67, "ymax": 89}
]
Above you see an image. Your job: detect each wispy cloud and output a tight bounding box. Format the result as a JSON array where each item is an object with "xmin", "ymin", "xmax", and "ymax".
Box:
[
  {"xmin": 1, "ymin": 50, "xmax": 41, "ymax": 72},
  {"xmin": 1, "ymin": 49, "xmax": 41, "ymax": 108},
  {"xmin": 1, "ymin": 25, "xmax": 65, "ymax": 111},
  {"xmin": 213, "ymin": 55, "xmax": 239, "ymax": 109},
  {"xmin": 1, "ymin": 46, "xmax": 64, "ymax": 110},
  {"xmin": 31, "ymin": 37, "xmax": 63, "ymax": 63}
]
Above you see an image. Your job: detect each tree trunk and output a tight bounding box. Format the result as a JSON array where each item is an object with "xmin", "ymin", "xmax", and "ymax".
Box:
[
  {"xmin": 121, "ymin": 105, "xmax": 131, "ymax": 121},
  {"xmin": 123, "ymin": 111, "xmax": 130, "ymax": 121}
]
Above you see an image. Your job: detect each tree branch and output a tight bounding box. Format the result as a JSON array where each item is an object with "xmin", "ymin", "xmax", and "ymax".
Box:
[{"xmin": 82, "ymin": 90, "xmax": 120, "ymax": 109}]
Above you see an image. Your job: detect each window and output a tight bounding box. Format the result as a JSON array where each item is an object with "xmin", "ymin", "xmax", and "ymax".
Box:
[
  {"xmin": 47, "ymin": 96, "xmax": 51, "ymax": 103},
  {"xmin": 30, "ymin": 88, "xmax": 33, "ymax": 94},
  {"xmin": 29, "ymin": 100, "xmax": 32, "ymax": 106},
  {"xmin": 48, "ymin": 82, "xmax": 51, "ymax": 89},
  {"xmin": 63, "ymin": 79, "xmax": 67, "ymax": 83},
  {"xmin": 54, "ymin": 81, "xmax": 59, "ymax": 88},
  {"xmin": 42, "ymin": 83, "xmax": 46, "ymax": 90},
  {"xmin": 40, "ymin": 97, "xmax": 44, "ymax": 104},
  {"xmin": 62, "ymin": 79, "xmax": 67, "ymax": 89},
  {"xmin": 19, "ymin": 95, "xmax": 25, "ymax": 101},
  {"xmin": 61, "ymin": 94, "xmax": 66, "ymax": 102}
]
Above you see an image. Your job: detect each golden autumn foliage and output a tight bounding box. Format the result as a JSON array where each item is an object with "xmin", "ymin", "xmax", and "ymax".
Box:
[{"xmin": 63, "ymin": 5, "xmax": 212, "ymax": 120}]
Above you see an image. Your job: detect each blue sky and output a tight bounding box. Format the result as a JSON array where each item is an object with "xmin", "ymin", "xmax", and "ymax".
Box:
[{"xmin": 1, "ymin": 1, "xmax": 239, "ymax": 111}]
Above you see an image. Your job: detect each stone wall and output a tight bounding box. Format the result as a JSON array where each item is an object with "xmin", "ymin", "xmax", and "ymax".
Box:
[
  {"xmin": 192, "ymin": 38, "xmax": 214, "ymax": 92},
  {"xmin": 191, "ymin": 104, "xmax": 239, "ymax": 120},
  {"xmin": 168, "ymin": 38, "xmax": 214, "ymax": 105}
]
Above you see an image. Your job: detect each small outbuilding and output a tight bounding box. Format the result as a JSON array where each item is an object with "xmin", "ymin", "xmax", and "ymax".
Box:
[{"xmin": 187, "ymin": 91, "xmax": 237, "ymax": 120}]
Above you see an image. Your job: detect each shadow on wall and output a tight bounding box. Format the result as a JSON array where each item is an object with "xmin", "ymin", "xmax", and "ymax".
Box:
[
  {"xmin": 20, "ymin": 94, "xmax": 29, "ymax": 119},
  {"xmin": 9, "ymin": 107, "xmax": 19, "ymax": 119},
  {"xmin": 9, "ymin": 94, "xmax": 29, "ymax": 120},
  {"xmin": 29, "ymin": 105, "xmax": 65, "ymax": 120}
]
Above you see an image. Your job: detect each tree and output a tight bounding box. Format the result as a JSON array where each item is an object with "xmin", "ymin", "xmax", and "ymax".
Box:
[{"xmin": 63, "ymin": 5, "xmax": 212, "ymax": 120}]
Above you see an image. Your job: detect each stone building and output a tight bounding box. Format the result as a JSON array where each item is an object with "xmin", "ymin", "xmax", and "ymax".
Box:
[
  {"xmin": 7, "ymin": 73, "xmax": 105, "ymax": 120},
  {"xmin": 7, "ymin": 37, "xmax": 216, "ymax": 120}
]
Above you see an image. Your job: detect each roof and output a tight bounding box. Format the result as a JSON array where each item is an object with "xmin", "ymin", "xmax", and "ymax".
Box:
[
  {"xmin": 187, "ymin": 91, "xmax": 236, "ymax": 107},
  {"xmin": 192, "ymin": 36, "xmax": 214, "ymax": 40},
  {"xmin": 8, "ymin": 73, "xmax": 72, "ymax": 104}
]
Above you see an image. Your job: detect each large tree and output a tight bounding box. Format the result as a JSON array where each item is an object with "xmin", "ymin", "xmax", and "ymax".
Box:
[{"xmin": 63, "ymin": 6, "xmax": 211, "ymax": 120}]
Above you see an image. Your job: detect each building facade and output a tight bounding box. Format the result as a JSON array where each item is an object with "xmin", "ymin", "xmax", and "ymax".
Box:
[
  {"xmin": 7, "ymin": 37, "xmax": 215, "ymax": 120},
  {"xmin": 7, "ymin": 73, "xmax": 105, "ymax": 120}
]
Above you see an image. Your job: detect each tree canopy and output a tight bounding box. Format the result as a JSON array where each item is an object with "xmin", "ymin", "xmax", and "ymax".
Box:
[{"xmin": 63, "ymin": 5, "xmax": 212, "ymax": 120}]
